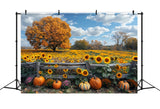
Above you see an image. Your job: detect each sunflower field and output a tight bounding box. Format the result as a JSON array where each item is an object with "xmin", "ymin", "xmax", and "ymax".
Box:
[{"xmin": 21, "ymin": 49, "xmax": 138, "ymax": 93}]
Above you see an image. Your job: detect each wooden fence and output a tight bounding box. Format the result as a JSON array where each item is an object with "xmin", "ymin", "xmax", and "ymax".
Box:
[{"xmin": 21, "ymin": 62, "xmax": 132, "ymax": 79}]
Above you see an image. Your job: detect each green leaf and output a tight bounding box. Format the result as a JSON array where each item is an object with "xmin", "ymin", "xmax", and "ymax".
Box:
[{"xmin": 102, "ymin": 73, "xmax": 108, "ymax": 78}]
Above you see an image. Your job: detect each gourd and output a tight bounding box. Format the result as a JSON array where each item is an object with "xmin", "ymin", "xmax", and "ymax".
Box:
[
  {"xmin": 79, "ymin": 81, "xmax": 90, "ymax": 91},
  {"xmin": 89, "ymin": 76, "xmax": 102, "ymax": 90},
  {"xmin": 53, "ymin": 80, "xmax": 62, "ymax": 89},
  {"xmin": 118, "ymin": 80, "xmax": 130, "ymax": 91},
  {"xmin": 102, "ymin": 78, "xmax": 111, "ymax": 87},
  {"xmin": 33, "ymin": 76, "xmax": 45, "ymax": 86},
  {"xmin": 44, "ymin": 78, "xmax": 54, "ymax": 88}
]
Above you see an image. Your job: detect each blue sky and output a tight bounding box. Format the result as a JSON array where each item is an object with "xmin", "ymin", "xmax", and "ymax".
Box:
[{"xmin": 21, "ymin": 13, "xmax": 137, "ymax": 47}]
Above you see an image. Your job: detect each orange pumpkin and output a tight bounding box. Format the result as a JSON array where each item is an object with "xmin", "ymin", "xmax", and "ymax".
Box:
[
  {"xmin": 118, "ymin": 80, "xmax": 130, "ymax": 91},
  {"xmin": 53, "ymin": 80, "xmax": 62, "ymax": 89},
  {"xmin": 102, "ymin": 78, "xmax": 111, "ymax": 87},
  {"xmin": 89, "ymin": 76, "xmax": 102, "ymax": 90},
  {"xmin": 127, "ymin": 79, "xmax": 137, "ymax": 89},
  {"xmin": 33, "ymin": 76, "xmax": 45, "ymax": 86},
  {"xmin": 44, "ymin": 78, "xmax": 55, "ymax": 88}
]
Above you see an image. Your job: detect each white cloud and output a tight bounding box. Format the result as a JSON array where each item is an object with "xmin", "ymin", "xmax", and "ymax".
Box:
[
  {"xmin": 86, "ymin": 26, "xmax": 109, "ymax": 36},
  {"xmin": 67, "ymin": 20, "xmax": 77, "ymax": 25},
  {"xmin": 102, "ymin": 35, "xmax": 110, "ymax": 38},
  {"xmin": 86, "ymin": 13, "xmax": 135, "ymax": 26},
  {"xmin": 70, "ymin": 26, "xmax": 86, "ymax": 36},
  {"xmin": 21, "ymin": 38, "xmax": 31, "ymax": 47},
  {"xmin": 71, "ymin": 37, "xmax": 87, "ymax": 42},
  {"xmin": 114, "ymin": 25, "xmax": 137, "ymax": 37},
  {"xmin": 70, "ymin": 26, "xmax": 109, "ymax": 37}
]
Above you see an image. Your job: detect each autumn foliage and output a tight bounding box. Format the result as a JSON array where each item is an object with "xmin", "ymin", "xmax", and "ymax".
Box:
[{"xmin": 25, "ymin": 16, "xmax": 71, "ymax": 51}]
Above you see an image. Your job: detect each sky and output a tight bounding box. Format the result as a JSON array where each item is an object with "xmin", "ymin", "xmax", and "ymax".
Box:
[{"xmin": 21, "ymin": 13, "xmax": 137, "ymax": 47}]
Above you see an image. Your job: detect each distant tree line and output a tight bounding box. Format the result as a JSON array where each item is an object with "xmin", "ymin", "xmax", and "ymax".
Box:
[{"xmin": 71, "ymin": 32, "xmax": 137, "ymax": 51}]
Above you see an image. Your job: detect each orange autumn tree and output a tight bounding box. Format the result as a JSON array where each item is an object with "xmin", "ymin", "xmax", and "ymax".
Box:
[{"xmin": 25, "ymin": 16, "xmax": 71, "ymax": 51}]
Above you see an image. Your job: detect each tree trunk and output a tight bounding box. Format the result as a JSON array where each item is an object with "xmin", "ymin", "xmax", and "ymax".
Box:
[{"xmin": 52, "ymin": 47, "xmax": 56, "ymax": 52}]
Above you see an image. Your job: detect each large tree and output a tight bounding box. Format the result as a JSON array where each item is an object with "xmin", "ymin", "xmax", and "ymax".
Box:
[
  {"xmin": 89, "ymin": 40, "xmax": 103, "ymax": 50},
  {"xmin": 25, "ymin": 16, "xmax": 71, "ymax": 51},
  {"xmin": 72, "ymin": 39, "xmax": 89, "ymax": 50},
  {"xmin": 125, "ymin": 37, "xmax": 137, "ymax": 50},
  {"xmin": 112, "ymin": 32, "xmax": 130, "ymax": 50}
]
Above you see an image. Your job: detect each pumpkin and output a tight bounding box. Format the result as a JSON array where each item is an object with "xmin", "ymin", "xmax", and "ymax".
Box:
[
  {"xmin": 118, "ymin": 80, "xmax": 130, "ymax": 91},
  {"xmin": 79, "ymin": 81, "xmax": 90, "ymax": 91},
  {"xmin": 127, "ymin": 79, "xmax": 138, "ymax": 89},
  {"xmin": 33, "ymin": 76, "xmax": 45, "ymax": 86},
  {"xmin": 44, "ymin": 78, "xmax": 54, "ymax": 88},
  {"xmin": 53, "ymin": 80, "xmax": 62, "ymax": 89},
  {"xmin": 62, "ymin": 80, "xmax": 71, "ymax": 89},
  {"xmin": 102, "ymin": 78, "xmax": 111, "ymax": 87},
  {"xmin": 89, "ymin": 76, "xmax": 102, "ymax": 90},
  {"xmin": 25, "ymin": 76, "xmax": 34, "ymax": 85}
]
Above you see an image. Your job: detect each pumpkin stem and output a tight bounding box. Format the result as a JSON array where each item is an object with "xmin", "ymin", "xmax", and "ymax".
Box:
[
  {"xmin": 56, "ymin": 79, "xmax": 58, "ymax": 83},
  {"xmin": 94, "ymin": 75, "xmax": 96, "ymax": 79}
]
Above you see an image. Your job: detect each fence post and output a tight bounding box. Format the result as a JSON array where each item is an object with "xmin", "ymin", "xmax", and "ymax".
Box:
[{"xmin": 36, "ymin": 62, "xmax": 40, "ymax": 76}]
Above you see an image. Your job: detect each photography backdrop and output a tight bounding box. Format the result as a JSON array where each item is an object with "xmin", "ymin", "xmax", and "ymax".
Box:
[
  {"xmin": 1, "ymin": 0, "xmax": 160, "ymax": 109},
  {"xmin": 21, "ymin": 12, "xmax": 138, "ymax": 93}
]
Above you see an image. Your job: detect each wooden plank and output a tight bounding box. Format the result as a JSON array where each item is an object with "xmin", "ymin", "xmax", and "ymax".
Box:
[
  {"xmin": 90, "ymin": 63, "xmax": 131, "ymax": 67},
  {"xmin": 44, "ymin": 74, "xmax": 129, "ymax": 79},
  {"xmin": 41, "ymin": 66, "xmax": 86, "ymax": 70},
  {"xmin": 41, "ymin": 62, "xmax": 86, "ymax": 66},
  {"xmin": 36, "ymin": 62, "xmax": 40, "ymax": 76}
]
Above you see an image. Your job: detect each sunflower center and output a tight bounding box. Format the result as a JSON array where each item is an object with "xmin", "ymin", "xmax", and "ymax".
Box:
[
  {"xmin": 78, "ymin": 69, "xmax": 81, "ymax": 73},
  {"xmin": 118, "ymin": 74, "xmax": 121, "ymax": 76},
  {"xmin": 134, "ymin": 57, "xmax": 137, "ymax": 60},
  {"xmin": 83, "ymin": 71, "xmax": 87, "ymax": 75},
  {"xmin": 97, "ymin": 57, "xmax": 101, "ymax": 61},
  {"xmin": 85, "ymin": 56, "xmax": 89, "ymax": 59},
  {"xmin": 105, "ymin": 58, "xmax": 109, "ymax": 62}
]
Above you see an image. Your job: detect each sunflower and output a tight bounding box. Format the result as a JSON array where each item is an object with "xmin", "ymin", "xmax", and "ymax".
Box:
[
  {"xmin": 54, "ymin": 64, "xmax": 58, "ymax": 68},
  {"xmin": 38, "ymin": 71, "xmax": 42, "ymax": 74},
  {"xmin": 76, "ymin": 68, "xmax": 82, "ymax": 74},
  {"xmin": 122, "ymin": 66, "xmax": 127, "ymax": 70},
  {"xmin": 111, "ymin": 57, "xmax": 114, "ymax": 61},
  {"xmin": 63, "ymin": 69, "xmax": 68, "ymax": 72},
  {"xmin": 118, "ymin": 59, "xmax": 124, "ymax": 63},
  {"xmin": 31, "ymin": 55, "xmax": 35, "ymax": 59},
  {"xmin": 63, "ymin": 74, "xmax": 67, "ymax": 78},
  {"xmin": 95, "ymin": 56, "xmax": 103, "ymax": 64},
  {"xmin": 124, "ymin": 71, "xmax": 128, "ymax": 74},
  {"xmin": 45, "ymin": 59, "xmax": 49, "ymax": 63},
  {"xmin": 114, "ymin": 57, "xmax": 118, "ymax": 60},
  {"xmin": 23, "ymin": 56, "xmax": 27, "ymax": 60},
  {"xmin": 132, "ymin": 56, "xmax": 138, "ymax": 61},
  {"xmin": 41, "ymin": 53, "xmax": 46, "ymax": 58},
  {"xmin": 47, "ymin": 69, "xmax": 53, "ymax": 75},
  {"xmin": 77, "ymin": 60, "xmax": 80, "ymax": 63},
  {"xmin": 48, "ymin": 55, "xmax": 52, "ymax": 59},
  {"xmin": 104, "ymin": 57, "xmax": 111, "ymax": 64},
  {"xmin": 26, "ymin": 55, "xmax": 29, "ymax": 58},
  {"xmin": 84, "ymin": 54, "xmax": 90, "ymax": 61},
  {"xmin": 51, "ymin": 60, "xmax": 54, "ymax": 63},
  {"xmin": 112, "ymin": 70, "xmax": 116, "ymax": 73},
  {"xmin": 62, "ymin": 61, "xmax": 65, "ymax": 63},
  {"xmin": 90, "ymin": 56, "xmax": 94, "ymax": 61},
  {"xmin": 115, "ymin": 64, "xmax": 121, "ymax": 71},
  {"xmin": 82, "ymin": 69, "xmax": 89, "ymax": 76},
  {"xmin": 70, "ymin": 60, "xmax": 74, "ymax": 63},
  {"xmin": 116, "ymin": 72, "xmax": 122, "ymax": 79}
]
